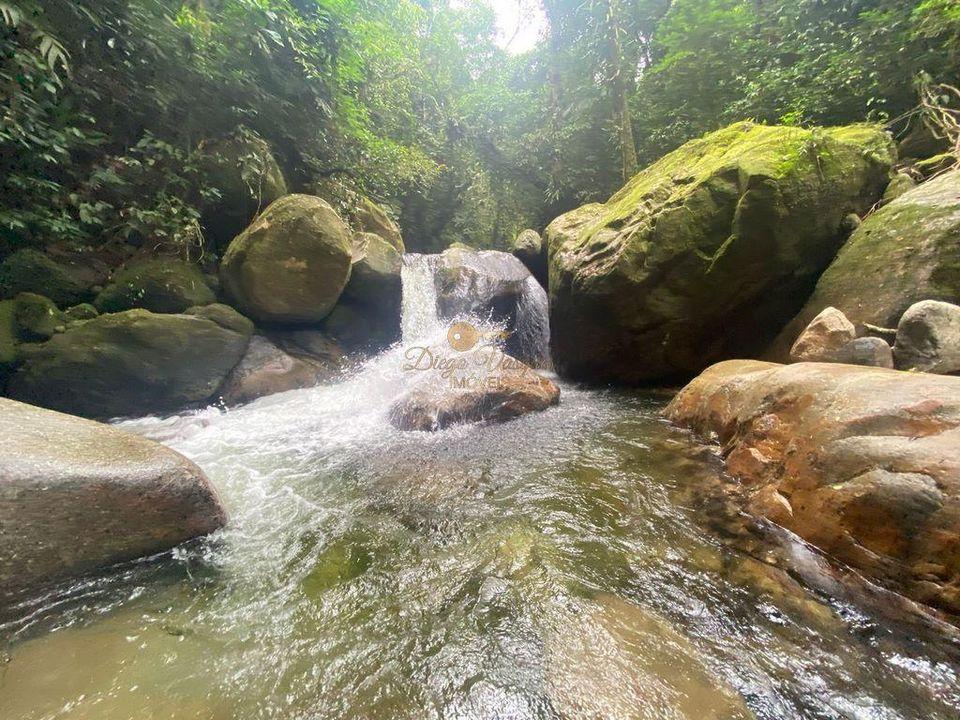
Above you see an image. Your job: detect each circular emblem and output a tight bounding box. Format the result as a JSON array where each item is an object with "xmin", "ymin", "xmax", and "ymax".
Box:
[{"xmin": 447, "ymin": 321, "xmax": 480, "ymax": 352}]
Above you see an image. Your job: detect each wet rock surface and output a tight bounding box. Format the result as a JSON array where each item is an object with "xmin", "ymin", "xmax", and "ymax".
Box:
[
  {"xmin": 665, "ymin": 359, "xmax": 960, "ymax": 615},
  {"xmin": 7, "ymin": 307, "xmax": 251, "ymax": 418},
  {"xmin": 0, "ymin": 398, "xmax": 226, "ymax": 607},
  {"xmin": 389, "ymin": 353, "xmax": 559, "ymax": 431}
]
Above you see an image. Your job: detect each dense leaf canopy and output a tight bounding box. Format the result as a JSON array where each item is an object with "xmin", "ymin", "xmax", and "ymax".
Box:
[{"xmin": 0, "ymin": 0, "xmax": 956, "ymax": 255}]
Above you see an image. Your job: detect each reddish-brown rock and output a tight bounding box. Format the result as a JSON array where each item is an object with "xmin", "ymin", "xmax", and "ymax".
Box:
[
  {"xmin": 390, "ymin": 354, "xmax": 560, "ymax": 431},
  {"xmin": 665, "ymin": 360, "xmax": 960, "ymax": 615}
]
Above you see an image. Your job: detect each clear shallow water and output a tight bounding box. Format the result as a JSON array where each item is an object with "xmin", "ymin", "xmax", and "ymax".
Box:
[{"xmin": 2, "ymin": 257, "xmax": 959, "ymax": 719}]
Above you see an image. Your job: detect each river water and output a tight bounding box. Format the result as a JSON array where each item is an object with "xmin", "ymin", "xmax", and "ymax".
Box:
[{"xmin": 1, "ymin": 256, "xmax": 959, "ymax": 719}]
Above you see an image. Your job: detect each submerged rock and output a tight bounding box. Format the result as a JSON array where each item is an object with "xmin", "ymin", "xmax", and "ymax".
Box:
[
  {"xmin": 546, "ymin": 121, "xmax": 894, "ymax": 383},
  {"xmin": 0, "ymin": 398, "xmax": 226, "ymax": 606},
  {"xmin": 545, "ymin": 593, "xmax": 752, "ymax": 719},
  {"xmin": 219, "ymin": 335, "xmax": 338, "ymax": 406},
  {"xmin": 771, "ymin": 169, "xmax": 960, "ymax": 358},
  {"xmin": 220, "ymin": 194, "xmax": 353, "ymax": 324},
  {"xmin": 389, "ymin": 351, "xmax": 559, "ymax": 431},
  {"xmin": 893, "ymin": 300, "xmax": 960, "ymax": 374},
  {"xmin": 7, "ymin": 307, "xmax": 251, "ymax": 418},
  {"xmin": 665, "ymin": 359, "xmax": 960, "ymax": 615},
  {"xmin": 94, "ymin": 258, "xmax": 216, "ymax": 314}
]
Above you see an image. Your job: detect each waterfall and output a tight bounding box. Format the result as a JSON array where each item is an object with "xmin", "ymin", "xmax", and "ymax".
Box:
[
  {"xmin": 400, "ymin": 254, "xmax": 442, "ymax": 344},
  {"xmin": 399, "ymin": 251, "xmax": 551, "ymax": 368}
]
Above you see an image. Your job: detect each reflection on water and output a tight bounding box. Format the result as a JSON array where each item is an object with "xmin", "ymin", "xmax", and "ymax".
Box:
[{"xmin": 1, "ymin": 381, "xmax": 959, "ymax": 720}]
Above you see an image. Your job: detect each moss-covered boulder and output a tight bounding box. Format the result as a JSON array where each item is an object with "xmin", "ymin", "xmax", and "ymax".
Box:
[
  {"xmin": 184, "ymin": 302, "xmax": 255, "ymax": 335},
  {"xmin": 0, "ymin": 249, "xmax": 97, "ymax": 307},
  {"xmin": 14, "ymin": 292, "xmax": 63, "ymax": 341},
  {"xmin": 770, "ymin": 169, "xmax": 960, "ymax": 359},
  {"xmin": 7, "ymin": 308, "xmax": 252, "ymax": 418},
  {"xmin": 94, "ymin": 258, "xmax": 216, "ymax": 314},
  {"xmin": 355, "ymin": 197, "xmax": 404, "ymax": 253},
  {"xmin": 512, "ymin": 228, "xmax": 547, "ymax": 287},
  {"xmin": 323, "ymin": 233, "xmax": 403, "ymax": 351},
  {"xmin": 220, "ymin": 194, "xmax": 353, "ymax": 324},
  {"xmin": 197, "ymin": 127, "xmax": 288, "ymax": 251},
  {"xmin": 546, "ymin": 121, "xmax": 895, "ymax": 383},
  {"xmin": 0, "ymin": 299, "xmax": 18, "ymax": 384}
]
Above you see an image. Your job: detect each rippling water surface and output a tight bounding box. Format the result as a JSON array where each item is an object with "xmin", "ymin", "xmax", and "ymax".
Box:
[{"xmin": 2, "ymin": 256, "xmax": 959, "ymax": 718}]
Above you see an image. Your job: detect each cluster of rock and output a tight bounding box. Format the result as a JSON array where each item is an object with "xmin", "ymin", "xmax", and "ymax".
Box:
[
  {"xmin": 789, "ymin": 300, "xmax": 960, "ymax": 374},
  {"xmin": 539, "ymin": 118, "xmax": 960, "ymax": 620},
  {"xmin": 0, "ymin": 131, "xmax": 407, "ymax": 419}
]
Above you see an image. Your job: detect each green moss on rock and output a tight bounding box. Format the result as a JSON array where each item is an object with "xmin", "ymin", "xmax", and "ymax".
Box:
[
  {"xmin": 546, "ymin": 121, "xmax": 895, "ymax": 383},
  {"xmin": 770, "ymin": 169, "xmax": 960, "ymax": 358},
  {"xmin": 7, "ymin": 308, "xmax": 251, "ymax": 418},
  {"xmin": 94, "ymin": 258, "xmax": 216, "ymax": 314},
  {"xmin": 14, "ymin": 293, "xmax": 63, "ymax": 341},
  {"xmin": 220, "ymin": 194, "xmax": 353, "ymax": 324},
  {"xmin": 0, "ymin": 249, "xmax": 95, "ymax": 307}
]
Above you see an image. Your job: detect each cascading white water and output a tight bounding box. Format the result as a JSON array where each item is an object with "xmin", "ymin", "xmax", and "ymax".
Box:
[{"xmin": 400, "ymin": 253, "xmax": 443, "ymax": 344}]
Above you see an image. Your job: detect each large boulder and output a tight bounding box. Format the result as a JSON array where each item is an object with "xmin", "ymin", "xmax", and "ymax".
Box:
[
  {"xmin": 511, "ymin": 228, "xmax": 547, "ymax": 288},
  {"xmin": 771, "ymin": 170, "xmax": 960, "ymax": 358},
  {"xmin": 324, "ymin": 233, "xmax": 403, "ymax": 351},
  {"xmin": 220, "ymin": 194, "xmax": 353, "ymax": 324},
  {"xmin": 0, "ymin": 398, "xmax": 226, "ymax": 606},
  {"xmin": 546, "ymin": 121, "xmax": 895, "ymax": 383},
  {"xmin": 893, "ymin": 300, "xmax": 960, "ymax": 374},
  {"xmin": 355, "ymin": 197, "xmax": 404, "ymax": 253},
  {"xmin": 0, "ymin": 248, "xmax": 100, "ymax": 307},
  {"xmin": 389, "ymin": 349, "xmax": 559, "ymax": 431},
  {"xmin": 665, "ymin": 360, "xmax": 960, "ymax": 615},
  {"xmin": 7, "ymin": 307, "xmax": 252, "ymax": 419},
  {"xmin": 94, "ymin": 258, "xmax": 216, "ymax": 314},
  {"xmin": 196, "ymin": 127, "xmax": 288, "ymax": 250},
  {"xmin": 219, "ymin": 335, "xmax": 339, "ymax": 406},
  {"xmin": 434, "ymin": 247, "xmax": 550, "ymax": 366}
]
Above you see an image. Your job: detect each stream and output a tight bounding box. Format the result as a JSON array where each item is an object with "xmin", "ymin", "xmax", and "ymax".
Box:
[{"xmin": 1, "ymin": 256, "xmax": 959, "ymax": 719}]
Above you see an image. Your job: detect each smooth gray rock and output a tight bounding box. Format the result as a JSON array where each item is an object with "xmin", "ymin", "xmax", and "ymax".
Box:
[
  {"xmin": 0, "ymin": 398, "xmax": 226, "ymax": 606},
  {"xmin": 894, "ymin": 300, "xmax": 960, "ymax": 374}
]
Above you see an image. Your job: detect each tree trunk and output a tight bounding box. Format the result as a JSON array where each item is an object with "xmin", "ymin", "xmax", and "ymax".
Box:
[{"xmin": 607, "ymin": 0, "xmax": 638, "ymax": 181}]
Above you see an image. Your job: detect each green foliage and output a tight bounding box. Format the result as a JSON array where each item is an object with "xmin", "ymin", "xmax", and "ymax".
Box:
[{"xmin": 0, "ymin": 0, "xmax": 957, "ymax": 260}]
